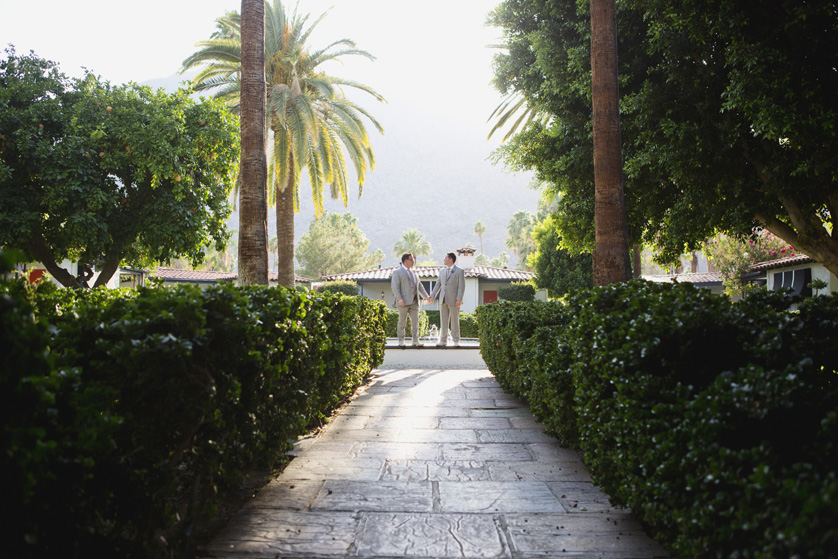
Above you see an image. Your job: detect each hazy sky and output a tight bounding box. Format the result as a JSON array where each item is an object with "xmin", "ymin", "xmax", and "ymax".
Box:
[
  {"xmin": 2, "ymin": 0, "xmax": 542, "ymax": 264},
  {"xmin": 2, "ymin": 0, "xmax": 509, "ymax": 130}
]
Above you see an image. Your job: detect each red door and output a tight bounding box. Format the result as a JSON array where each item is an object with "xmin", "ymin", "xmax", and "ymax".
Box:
[{"xmin": 483, "ymin": 290, "xmax": 498, "ymax": 304}]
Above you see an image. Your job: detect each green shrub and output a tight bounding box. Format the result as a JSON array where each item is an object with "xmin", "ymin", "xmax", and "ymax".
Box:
[
  {"xmin": 384, "ymin": 307, "xmax": 428, "ymax": 338},
  {"xmin": 423, "ymin": 310, "xmax": 479, "ymax": 338},
  {"xmin": 476, "ymin": 281, "xmax": 838, "ymax": 558},
  {"xmin": 498, "ymin": 281, "xmax": 536, "ymax": 302},
  {"xmin": 5, "ymin": 283, "xmax": 385, "ymax": 558},
  {"xmin": 316, "ymin": 280, "xmax": 359, "ymax": 295}
]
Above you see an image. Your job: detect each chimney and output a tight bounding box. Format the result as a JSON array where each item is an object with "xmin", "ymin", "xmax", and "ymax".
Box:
[{"xmin": 456, "ymin": 246, "xmax": 476, "ymax": 269}]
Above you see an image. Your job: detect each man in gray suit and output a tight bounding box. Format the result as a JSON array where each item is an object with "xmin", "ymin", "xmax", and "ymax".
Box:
[
  {"xmin": 391, "ymin": 252, "xmax": 430, "ymax": 347},
  {"xmin": 429, "ymin": 251, "xmax": 466, "ymax": 347}
]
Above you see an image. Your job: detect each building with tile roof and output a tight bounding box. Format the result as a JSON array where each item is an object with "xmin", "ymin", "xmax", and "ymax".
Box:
[
  {"xmin": 153, "ymin": 268, "xmax": 314, "ymax": 289},
  {"xmin": 321, "ymin": 247, "xmax": 542, "ymax": 312}
]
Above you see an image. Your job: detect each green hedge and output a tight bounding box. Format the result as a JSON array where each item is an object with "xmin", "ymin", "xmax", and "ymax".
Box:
[
  {"xmin": 2, "ymin": 281, "xmax": 385, "ymax": 558},
  {"xmin": 497, "ymin": 281, "xmax": 536, "ymax": 302},
  {"xmin": 384, "ymin": 307, "xmax": 429, "ymax": 338},
  {"xmin": 476, "ymin": 282, "xmax": 838, "ymax": 558},
  {"xmin": 423, "ymin": 310, "xmax": 479, "ymax": 338}
]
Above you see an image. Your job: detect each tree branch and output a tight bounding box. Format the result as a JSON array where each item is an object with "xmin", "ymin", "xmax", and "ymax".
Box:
[{"xmin": 25, "ymin": 232, "xmax": 81, "ymax": 289}]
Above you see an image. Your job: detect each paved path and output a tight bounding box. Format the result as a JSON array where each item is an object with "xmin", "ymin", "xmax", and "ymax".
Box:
[{"xmin": 202, "ymin": 367, "xmax": 669, "ymax": 559}]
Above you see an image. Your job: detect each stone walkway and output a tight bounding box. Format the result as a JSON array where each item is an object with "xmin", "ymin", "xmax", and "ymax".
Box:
[{"xmin": 202, "ymin": 367, "xmax": 669, "ymax": 559}]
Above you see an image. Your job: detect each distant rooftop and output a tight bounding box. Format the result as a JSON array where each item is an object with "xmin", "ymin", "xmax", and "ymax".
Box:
[
  {"xmin": 153, "ymin": 268, "xmax": 313, "ymax": 284},
  {"xmin": 321, "ymin": 265, "xmax": 534, "ymax": 282}
]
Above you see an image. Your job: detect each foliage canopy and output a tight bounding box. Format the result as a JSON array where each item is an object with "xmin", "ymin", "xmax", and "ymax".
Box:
[
  {"xmin": 0, "ymin": 48, "xmax": 239, "ymax": 288},
  {"xmin": 489, "ymin": 0, "xmax": 838, "ymax": 275}
]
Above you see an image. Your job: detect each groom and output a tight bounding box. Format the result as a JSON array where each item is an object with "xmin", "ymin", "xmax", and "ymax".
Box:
[
  {"xmin": 392, "ymin": 252, "xmax": 430, "ymax": 347},
  {"xmin": 428, "ymin": 251, "xmax": 465, "ymax": 347}
]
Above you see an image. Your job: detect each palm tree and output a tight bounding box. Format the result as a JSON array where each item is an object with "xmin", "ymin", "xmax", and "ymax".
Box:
[
  {"xmin": 487, "ymin": 91, "xmax": 552, "ymax": 142},
  {"xmin": 238, "ymin": 0, "xmax": 269, "ymax": 285},
  {"xmin": 393, "ymin": 229, "xmax": 432, "ymax": 259},
  {"xmin": 473, "ymin": 220, "xmax": 486, "ymax": 254},
  {"xmin": 590, "ymin": 0, "xmax": 631, "ymax": 285},
  {"xmin": 182, "ymin": 1, "xmax": 384, "ymax": 287}
]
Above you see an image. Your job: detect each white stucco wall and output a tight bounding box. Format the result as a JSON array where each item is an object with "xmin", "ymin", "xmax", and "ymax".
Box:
[{"xmin": 766, "ymin": 262, "xmax": 837, "ymax": 295}]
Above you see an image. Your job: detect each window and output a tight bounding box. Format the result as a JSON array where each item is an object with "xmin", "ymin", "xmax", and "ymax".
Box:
[{"xmin": 772, "ymin": 268, "xmax": 812, "ymax": 297}]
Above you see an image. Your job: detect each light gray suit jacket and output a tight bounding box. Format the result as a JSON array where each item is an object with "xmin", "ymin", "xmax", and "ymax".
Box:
[
  {"xmin": 391, "ymin": 266, "xmax": 429, "ymax": 306},
  {"xmin": 430, "ymin": 265, "xmax": 465, "ymax": 305}
]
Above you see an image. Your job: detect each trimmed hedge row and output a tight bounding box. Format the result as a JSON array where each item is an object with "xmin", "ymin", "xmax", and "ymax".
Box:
[
  {"xmin": 2, "ymin": 281, "xmax": 385, "ymax": 558},
  {"xmin": 423, "ymin": 310, "xmax": 479, "ymax": 338},
  {"xmin": 476, "ymin": 282, "xmax": 838, "ymax": 559},
  {"xmin": 383, "ymin": 307, "xmax": 429, "ymax": 339}
]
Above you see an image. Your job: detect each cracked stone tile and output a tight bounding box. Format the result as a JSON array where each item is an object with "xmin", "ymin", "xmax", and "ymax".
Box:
[
  {"xmin": 204, "ymin": 509, "xmax": 360, "ymax": 557},
  {"xmin": 311, "ymin": 480, "xmax": 433, "ymax": 512},
  {"xmin": 438, "ymin": 481, "xmax": 565, "ymax": 513},
  {"xmin": 354, "ymin": 512, "xmax": 509, "ymax": 558},
  {"xmin": 245, "ymin": 479, "xmax": 324, "ymax": 509},
  {"xmin": 526, "ymin": 443, "xmax": 586, "ymax": 462},
  {"xmin": 323, "ymin": 414, "xmax": 372, "ymax": 430},
  {"xmin": 488, "ymin": 461, "xmax": 592, "ymax": 482},
  {"xmin": 279, "ymin": 458, "xmax": 385, "ymax": 481},
  {"xmin": 346, "ymin": 405, "xmax": 472, "ymax": 418},
  {"xmin": 546, "ymin": 482, "xmax": 620, "ymax": 513},
  {"xmin": 296, "ymin": 438, "xmax": 354, "ymax": 460},
  {"xmin": 508, "ymin": 416, "xmax": 545, "ymax": 429},
  {"xmin": 469, "ymin": 407, "xmax": 532, "ymax": 418},
  {"xmin": 348, "ymin": 441, "xmax": 442, "ymax": 461},
  {"xmin": 381, "ymin": 460, "xmax": 492, "ymax": 482},
  {"xmin": 477, "ymin": 429, "xmax": 558, "ymax": 444},
  {"xmin": 440, "ymin": 417, "xmax": 512, "ymax": 430},
  {"xmin": 366, "ymin": 415, "xmax": 440, "ymax": 430},
  {"xmin": 441, "ymin": 443, "xmax": 534, "ymax": 462},
  {"xmin": 505, "ymin": 513, "xmax": 669, "ymax": 557}
]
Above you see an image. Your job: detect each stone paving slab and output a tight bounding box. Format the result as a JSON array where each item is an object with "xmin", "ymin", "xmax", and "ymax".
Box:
[{"xmin": 200, "ymin": 368, "xmax": 669, "ymax": 558}]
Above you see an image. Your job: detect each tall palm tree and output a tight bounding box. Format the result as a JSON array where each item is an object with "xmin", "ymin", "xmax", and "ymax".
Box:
[
  {"xmin": 182, "ymin": 0, "xmax": 384, "ymax": 287},
  {"xmin": 238, "ymin": 0, "xmax": 269, "ymax": 285},
  {"xmin": 590, "ymin": 0, "xmax": 631, "ymax": 285},
  {"xmin": 487, "ymin": 91, "xmax": 552, "ymax": 142},
  {"xmin": 392, "ymin": 229, "xmax": 432, "ymax": 260},
  {"xmin": 505, "ymin": 210, "xmax": 536, "ymax": 261},
  {"xmin": 473, "ymin": 220, "xmax": 486, "ymax": 254}
]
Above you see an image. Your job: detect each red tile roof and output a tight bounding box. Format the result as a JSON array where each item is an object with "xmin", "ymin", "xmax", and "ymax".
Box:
[
  {"xmin": 153, "ymin": 268, "xmax": 313, "ymax": 284},
  {"xmin": 748, "ymin": 253, "xmax": 814, "ymax": 271},
  {"xmin": 643, "ymin": 272, "xmax": 724, "ymax": 285},
  {"xmin": 321, "ymin": 265, "xmax": 534, "ymax": 282}
]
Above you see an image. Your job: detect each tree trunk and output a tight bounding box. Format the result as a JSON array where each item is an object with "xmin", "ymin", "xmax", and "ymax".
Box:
[
  {"xmin": 590, "ymin": 0, "xmax": 631, "ymax": 286},
  {"xmin": 276, "ymin": 165, "xmax": 296, "ymax": 288},
  {"xmin": 632, "ymin": 244, "xmax": 642, "ymax": 279},
  {"xmin": 25, "ymin": 232, "xmax": 81, "ymax": 289},
  {"xmin": 238, "ymin": 0, "xmax": 269, "ymax": 285}
]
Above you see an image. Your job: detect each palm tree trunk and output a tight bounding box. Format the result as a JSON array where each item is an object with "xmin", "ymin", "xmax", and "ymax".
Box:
[
  {"xmin": 276, "ymin": 153, "xmax": 296, "ymax": 288},
  {"xmin": 238, "ymin": 0, "xmax": 269, "ymax": 285},
  {"xmin": 590, "ymin": 0, "xmax": 631, "ymax": 286}
]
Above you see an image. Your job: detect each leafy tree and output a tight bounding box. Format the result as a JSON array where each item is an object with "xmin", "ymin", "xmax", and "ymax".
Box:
[
  {"xmin": 182, "ymin": 1, "xmax": 384, "ymax": 287},
  {"xmin": 0, "ymin": 49, "xmax": 239, "ymax": 288},
  {"xmin": 491, "ymin": 251, "xmax": 510, "ymax": 268},
  {"xmin": 488, "ymin": 0, "xmax": 838, "ymax": 277},
  {"xmin": 473, "ymin": 220, "xmax": 487, "ymax": 253},
  {"xmin": 703, "ymin": 230, "xmax": 796, "ymax": 295},
  {"xmin": 295, "ymin": 212, "xmax": 381, "ymax": 278},
  {"xmin": 392, "ymin": 229, "xmax": 432, "ymax": 259},
  {"xmin": 529, "ymin": 215, "xmax": 593, "ymax": 296},
  {"xmin": 505, "ymin": 210, "xmax": 537, "ymax": 269}
]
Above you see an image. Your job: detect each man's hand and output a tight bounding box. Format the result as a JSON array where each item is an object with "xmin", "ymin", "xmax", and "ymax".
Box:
[
  {"xmin": 426, "ymin": 296, "xmax": 433, "ymax": 303},
  {"xmin": 455, "ymin": 300, "xmax": 463, "ymax": 308},
  {"xmin": 398, "ymin": 299, "xmax": 405, "ymax": 307}
]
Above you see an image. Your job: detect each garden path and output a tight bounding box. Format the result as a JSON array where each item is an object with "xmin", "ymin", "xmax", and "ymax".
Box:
[{"xmin": 201, "ymin": 366, "xmax": 669, "ymax": 559}]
